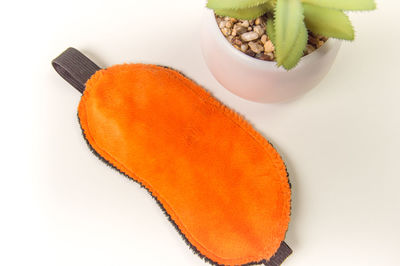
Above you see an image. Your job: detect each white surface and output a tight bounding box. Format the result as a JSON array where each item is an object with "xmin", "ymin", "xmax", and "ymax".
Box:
[
  {"xmin": 201, "ymin": 9, "xmax": 341, "ymax": 103},
  {"xmin": 0, "ymin": 0, "xmax": 399, "ymax": 265}
]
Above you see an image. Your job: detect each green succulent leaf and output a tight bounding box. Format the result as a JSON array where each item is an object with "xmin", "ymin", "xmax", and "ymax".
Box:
[
  {"xmin": 207, "ymin": 0, "xmax": 272, "ymax": 10},
  {"xmin": 303, "ymin": 3, "xmax": 354, "ymax": 40},
  {"xmin": 301, "ymin": 0, "xmax": 376, "ymax": 11},
  {"xmin": 274, "ymin": 0, "xmax": 304, "ymax": 67},
  {"xmin": 266, "ymin": 17, "xmax": 276, "ymax": 46},
  {"xmin": 213, "ymin": 3, "xmax": 271, "ymax": 20},
  {"xmin": 281, "ymin": 22, "xmax": 308, "ymax": 70}
]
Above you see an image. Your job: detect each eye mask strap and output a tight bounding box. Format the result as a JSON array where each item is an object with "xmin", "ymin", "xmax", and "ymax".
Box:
[
  {"xmin": 52, "ymin": 47, "xmax": 101, "ymax": 93},
  {"xmin": 266, "ymin": 241, "xmax": 292, "ymax": 266}
]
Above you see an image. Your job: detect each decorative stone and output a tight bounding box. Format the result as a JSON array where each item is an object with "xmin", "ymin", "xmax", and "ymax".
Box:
[
  {"xmin": 241, "ymin": 20, "xmax": 249, "ymax": 28},
  {"xmin": 264, "ymin": 40, "xmax": 275, "ymax": 53},
  {"xmin": 245, "ymin": 49, "xmax": 256, "ymax": 57},
  {"xmin": 241, "ymin": 31, "xmax": 259, "ymax": 42},
  {"xmin": 253, "ymin": 25, "xmax": 264, "ymax": 36},
  {"xmin": 219, "ymin": 21, "xmax": 227, "ymax": 29},
  {"xmin": 221, "ymin": 27, "xmax": 231, "ymax": 37},
  {"xmin": 249, "ymin": 41, "xmax": 264, "ymax": 54},
  {"xmin": 265, "ymin": 52, "xmax": 275, "ymax": 61},
  {"xmin": 255, "ymin": 17, "xmax": 262, "ymax": 25},
  {"xmin": 240, "ymin": 44, "xmax": 249, "ymax": 52},
  {"xmin": 233, "ymin": 24, "xmax": 247, "ymax": 35},
  {"xmin": 256, "ymin": 53, "xmax": 273, "ymax": 61},
  {"xmin": 261, "ymin": 34, "xmax": 267, "ymax": 44},
  {"xmin": 306, "ymin": 44, "xmax": 316, "ymax": 55},
  {"xmin": 225, "ymin": 21, "xmax": 233, "ymax": 29},
  {"xmin": 233, "ymin": 38, "xmax": 242, "ymax": 46}
]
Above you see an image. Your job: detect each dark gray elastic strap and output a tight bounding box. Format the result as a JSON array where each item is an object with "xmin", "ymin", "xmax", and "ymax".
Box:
[
  {"xmin": 52, "ymin": 47, "xmax": 101, "ymax": 94},
  {"xmin": 265, "ymin": 241, "xmax": 292, "ymax": 266}
]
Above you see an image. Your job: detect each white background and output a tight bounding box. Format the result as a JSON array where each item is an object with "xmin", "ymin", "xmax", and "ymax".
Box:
[{"xmin": 1, "ymin": 0, "xmax": 399, "ymax": 265}]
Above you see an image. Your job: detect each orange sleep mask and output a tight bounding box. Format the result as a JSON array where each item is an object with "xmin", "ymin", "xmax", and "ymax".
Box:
[{"xmin": 52, "ymin": 47, "xmax": 292, "ymax": 266}]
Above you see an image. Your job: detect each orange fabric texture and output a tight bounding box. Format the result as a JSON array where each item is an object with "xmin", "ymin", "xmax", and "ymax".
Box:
[{"xmin": 78, "ymin": 64, "xmax": 291, "ymax": 265}]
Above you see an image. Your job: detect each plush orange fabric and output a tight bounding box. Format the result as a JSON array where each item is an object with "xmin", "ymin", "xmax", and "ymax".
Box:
[{"xmin": 78, "ymin": 64, "xmax": 291, "ymax": 265}]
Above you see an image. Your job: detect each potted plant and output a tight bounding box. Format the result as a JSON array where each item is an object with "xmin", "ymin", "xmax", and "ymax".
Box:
[{"xmin": 201, "ymin": 0, "xmax": 376, "ymax": 103}]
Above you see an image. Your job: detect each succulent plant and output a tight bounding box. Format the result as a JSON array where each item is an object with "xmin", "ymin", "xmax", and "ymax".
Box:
[{"xmin": 207, "ymin": 0, "xmax": 376, "ymax": 70}]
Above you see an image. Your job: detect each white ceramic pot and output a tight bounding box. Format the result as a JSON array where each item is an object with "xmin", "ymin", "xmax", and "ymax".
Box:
[{"xmin": 201, "ymin": 9, "xmax": 342, "ymax": 103}]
